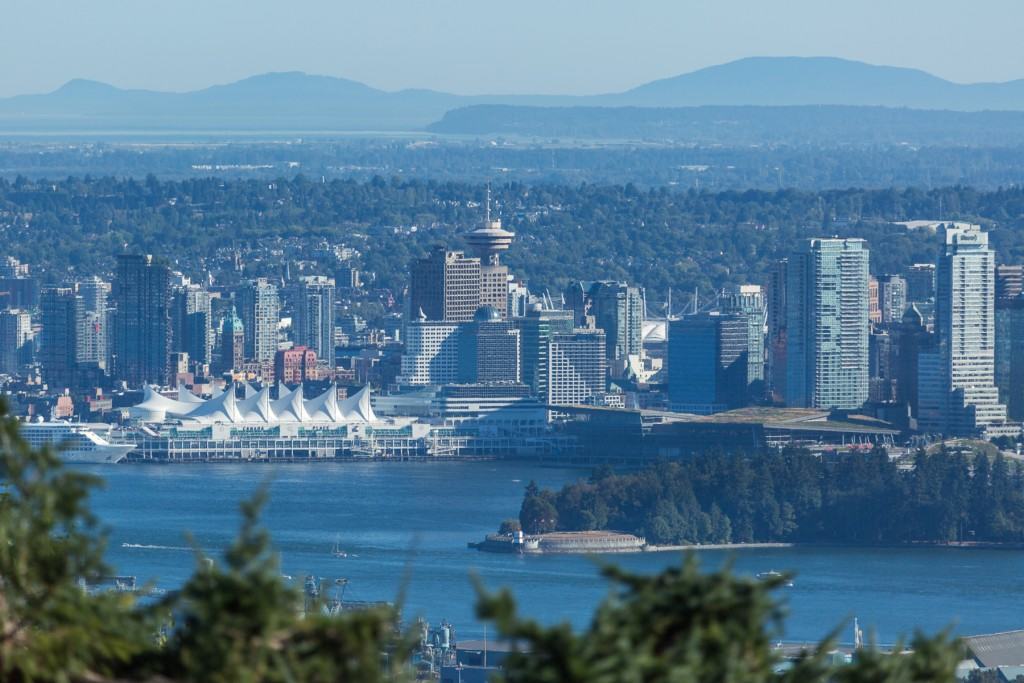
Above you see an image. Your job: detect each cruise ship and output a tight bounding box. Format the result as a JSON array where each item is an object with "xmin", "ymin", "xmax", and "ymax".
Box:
[{"xmin": 20, "ymin": 422, "xmax": 135, "ymax": 464}]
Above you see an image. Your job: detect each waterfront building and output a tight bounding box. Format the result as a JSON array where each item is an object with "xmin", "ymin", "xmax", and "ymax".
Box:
[
  {"xmin": 408, "ymin": 247, "xmax": 481, "ymax": 323},
  {"xmin": 668, "ymin": 312, "xmax": 754, "ymax": 414},
  {"xmin": 398, "ymin": 316, "xmax": 462, "ymax": 386},
  {"xmin": 172, "ymin": 284, "xmax": 213, "ymax": 371},
  {"xmin": 40, "ymin": 287, "xmax": 82, "ymax": 391},
  {"xmin": 274, "ymin": 346, "xmax": 318, "ymax": 384},
  {"xmin": 293, "ymin": 276, "xmax": 335, "ymax": 367},
  {"xmin": 126, "ymin": 382, "xmax": 568, "ymax": 462},
  {"xmin": 785, "ymin": 238, "xmax": 870, "ymax": 410},
  {"xmin": 876, "ymin": 274, "xmax": 908, "ymax": 324},
  {"xmin": 547, "ymin": 329, "xmax": 606, "ymax": 407},
  {"xmin": 76, "ymin": 276, "xmax": 111, "ymax": 370},
  {"xmin": 459, "ymin": 306, "xmax": 520, "ymax": 384},
  {"xmin": 514, "ymin": 306, "xmax": 574, "ymax": 399},
  {"xmin": 563, "ymin": 280, "xmax": 644, "ymax": 360},
  {"xmin": 238, "ymin": 278, "xmax": 280, "ymax": 379},
  {"xmin": 0, "ymin": 308, "xmax": 32, "ymax": 375},
  {"xmin": 219, "ymin": 307, "xmax": 245, "ymax": 375},
  {"xmin": 920, "ymin": 225, "xmax": 1008, "ymax": 434},
  {"xmin": 112, "ymin": 254, "xmax": 173, "ymax": 387},
  {"xmin": 433, "ymin": 383, "xmax": 547, "ymax": 434}
]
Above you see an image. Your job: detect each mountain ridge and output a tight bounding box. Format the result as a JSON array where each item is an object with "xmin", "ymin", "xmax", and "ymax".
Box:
[{"xmin": 4, "ymin": 57, "xmax": 1024, "ymax": 132}]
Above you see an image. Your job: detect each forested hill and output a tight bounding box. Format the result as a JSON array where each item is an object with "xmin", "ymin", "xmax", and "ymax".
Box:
[
  {"xmin": 5, "ymin": 176, "xmax": 1024, "ymax": 296},
  {"xmin": 517, "ymin": 449, "xmax": 1024, "ymax": 546}
]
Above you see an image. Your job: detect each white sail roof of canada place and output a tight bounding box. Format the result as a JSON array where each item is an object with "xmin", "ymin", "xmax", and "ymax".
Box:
[{"xmin": 131, "ymin": 383, "xmax": 378, "ymax": 425}]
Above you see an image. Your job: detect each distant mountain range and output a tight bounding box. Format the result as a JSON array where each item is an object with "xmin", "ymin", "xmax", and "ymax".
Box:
[{"xmin": 3, "ymin": 57, "xmax": 1024, "ymax": 134}]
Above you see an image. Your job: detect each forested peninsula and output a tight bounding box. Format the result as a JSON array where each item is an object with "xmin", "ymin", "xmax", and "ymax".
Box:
[{"xmin": 517, "ymin": 448, "xmax": 1024, "ymax": 546}]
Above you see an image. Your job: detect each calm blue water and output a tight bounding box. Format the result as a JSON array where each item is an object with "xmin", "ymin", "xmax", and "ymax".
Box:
[{"xmin": 82, "ymin": 461, "xmax": 1024, "ymax": 644}]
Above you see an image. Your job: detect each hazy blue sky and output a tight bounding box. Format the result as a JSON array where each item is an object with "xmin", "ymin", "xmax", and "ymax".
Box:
[{"xmin": 1, "ymin": 0, "xmax": 1020, "ymax": 97}]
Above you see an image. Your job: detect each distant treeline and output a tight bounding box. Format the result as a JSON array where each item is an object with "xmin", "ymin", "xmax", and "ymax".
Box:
[
  {"xmin": 6, "ymin": 176, "xmax": 1024, "ymax": 297},
  {"xmin": 4, "ymin": 140, "xmax": 1024, "ymax": 191},
  {"xmin": 518, "ymin": 449, "xmax": 1024, "ymax": 546},
  {"xmin": 430, "ymin": 104, "xmax": 1024, "ymax": 147}
]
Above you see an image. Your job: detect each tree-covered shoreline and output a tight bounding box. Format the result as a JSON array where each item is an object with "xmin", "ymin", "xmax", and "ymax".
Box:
[{"xmin": 518, "ymin": 448, "xmax": 1024, "ymax": 547}]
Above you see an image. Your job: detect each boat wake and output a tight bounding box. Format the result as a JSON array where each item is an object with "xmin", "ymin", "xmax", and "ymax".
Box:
[{"xmin": 121, "ymin": 542, "xmax": 193, "ymax": 552}]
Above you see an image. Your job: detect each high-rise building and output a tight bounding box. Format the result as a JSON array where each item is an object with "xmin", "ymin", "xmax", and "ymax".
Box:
[
  {"xmin": 785, "ymin": 238, "xmax": 870, "ymax": 410},
  {"xmin": 398, "ymin": 316, "xmax": 463, "ymax": 386},
  {"xmin": 995, "ymin": 295, "xmax": 1024, "ymax": 420},
  {"xmin": 0, "ymin": 309, "xmax": 32, "ymax": 375},
  {"xmin": 293, "ymin": 276, "xmax": 335, "ymax": 367},
  {"xmin": 905, "ymin": 263, "xmax": 936, "ymax": 303},
  {"xmin": 112, "ymin": 254, "xmax": 173, "ymax": 387},
  {"xmin": 459, "ymin": 306, "xmax": 521, "ymax": 384},
  {"xmin": 547, "ymin": 329, "xmax": 606, "ymax": 406},
  {"xmin": 0, "ymin": 256, "xmax": 29, "ymax": 278},
  {"xmin": 563, "ymin": 281, "xmax": 644, "ymax": 360},
  {"xmin": 274, "ymin": 346, "xmax": 318, "ymax": 384},
  {"xmin": 172, "ymin": 284, "xmax": 213, "ymax": 370},
  {"xmin": 765, "ymin": 259, "xmax": 788, "ymax": 403},
  {"xmin": 996, "ymin": 264, "xmax": 1024, "ymax": 412},
  {"xmin": 996, "ymin": 265, "xmax": 1024, "ymax": 302},
  {"xmin": 869, "ymin": 329, "xmax": 895, "ymax": 402},
  {"xmin": 921, "ymin": 226, "xmax": 1008, "ymax": 434},
  {"xmin": 507, "ymin": 278, "xmax": 529, "ymax": 319},
  {"xmin": 409, "ymin": 247, "xmax": 481, "ymax": 323},
  {"xmin": 668, "ymin": 312, "xmax": 756, "ymax": 414},
  {"xmin": 0, "ymin": 276, "xmax": 39, "ymax": 309},
  {"xmin": 868, "ymin": 277, "xmax": 882, "ymax": 324},
  {"xmin": 514, "ymin": 306, "xmax": 574, "ymax": 398},
  {"xmin": 891, "ymin": 305, "xmax": 932, "ymax": 418},
  {"xmin": 76, "ymin": 277, "xmax": 110, "ymax": 369},
  {"xmin": 335, "ymin": 264, "xmax": 362, "ymax": 290},
  {"xmin": 219, "ymin": 307, "xmax": 245, "ymax": 374},
  {"xmin": 238, "ymin": 278, "xmax": 280, "ymax": 378},
  {"xmin": 40, "ymin": 287, "xmax": 82, "ymax": 390},
  {"xmin": 464, "ymin": 199, "xmax": 515, "ymax": 318},
  {"xmin": 876, "ymin": 274, "xmax": 908, "ymax": 324},
  {"xmin": 720, "ymin": 284, "xmax": 767, "ymax": 401}
]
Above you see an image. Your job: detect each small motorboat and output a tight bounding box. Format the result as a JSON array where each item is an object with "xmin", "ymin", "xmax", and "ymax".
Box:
[{"xmin": 755, "ymin": 570, "xmax": 793, "ymax": 587}]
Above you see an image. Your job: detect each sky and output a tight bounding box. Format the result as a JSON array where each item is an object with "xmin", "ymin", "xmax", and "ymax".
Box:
[{"xmin": 1, "ymin": 0, "xmax": 1021, "ymax": 98}]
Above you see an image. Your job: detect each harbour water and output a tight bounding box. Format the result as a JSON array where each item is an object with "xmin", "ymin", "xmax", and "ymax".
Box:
[{"xmin": 84, "ymin": 461, "xmax": 1024, "ymax": 644}]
